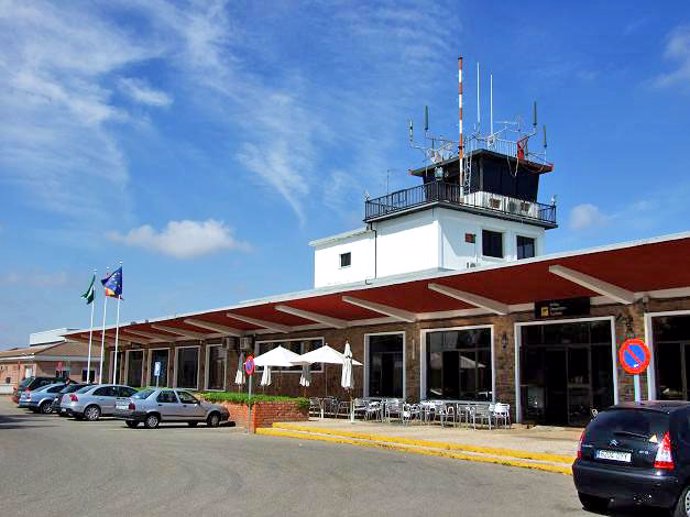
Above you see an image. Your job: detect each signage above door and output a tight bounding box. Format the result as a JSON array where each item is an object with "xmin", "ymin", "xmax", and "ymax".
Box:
[{"xmin": 534, "ymin": 297, "xmax": 591, "ymax": 319}]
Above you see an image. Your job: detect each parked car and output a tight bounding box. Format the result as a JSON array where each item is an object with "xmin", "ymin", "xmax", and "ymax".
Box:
[
  {"xmin": 113, "ymin": 388, "xmax": 229, "ymax": 429},
  {"xmin": 60, "ymin": 384, "xmax": 138, "ymax": 421},
  {"xmin": 52, "ymin": 383, "xmax": 92, "ymax": 416},
  {"xmin": 573, "ymin": 401, "xmax": 690, "ymax": 516},
  {"xmin": 18, "ymin": 383, "xmax": 66, "ymax": 412},
  {"xmin": 12, "ymin": 376, "xmax": 62, "ymax": 403}
]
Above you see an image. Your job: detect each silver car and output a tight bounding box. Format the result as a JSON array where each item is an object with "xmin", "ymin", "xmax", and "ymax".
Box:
[
  {"xmin": 18, "ymin": 383, "xmax": 66, "ymax": 413},
  {"xmin": 113, "ymin": 388, "xmax": 229, "ymax": 429},
  {"xmin": 60, "ymin": 384, "xmax": 138, "ymax": 421}
]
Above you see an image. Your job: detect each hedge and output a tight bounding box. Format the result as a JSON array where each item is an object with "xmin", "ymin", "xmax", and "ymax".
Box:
[{"xmin": 198, "ymin": 391, "xmax": 309, "ymax": 410}]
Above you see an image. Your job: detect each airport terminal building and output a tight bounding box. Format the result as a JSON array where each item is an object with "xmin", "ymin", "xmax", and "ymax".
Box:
[{"xmin": 64, "ymin": 136, "xmax": 690, "ymax": 427}]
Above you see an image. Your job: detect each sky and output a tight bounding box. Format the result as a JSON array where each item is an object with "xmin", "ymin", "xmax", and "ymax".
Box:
[{"xmin": 1, "ymin": 1, "xmax": 689, "ymax": 348}]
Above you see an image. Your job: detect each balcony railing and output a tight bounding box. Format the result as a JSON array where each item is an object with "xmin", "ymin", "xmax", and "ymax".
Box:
[{"xmin": 364, "ymin": 181, "xmax": 557, "ymax": 226}]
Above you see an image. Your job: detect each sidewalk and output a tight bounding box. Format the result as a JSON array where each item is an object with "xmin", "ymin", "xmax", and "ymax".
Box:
[{"xmin": 256, "ymin": 418, "xmax": 581, "ymax": 475}]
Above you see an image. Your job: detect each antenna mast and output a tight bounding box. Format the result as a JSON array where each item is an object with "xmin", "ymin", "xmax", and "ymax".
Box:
[
  {"xmin": 458, "ymin": 56, "xmax": 464, "ymax": 160},
  {"xmin": 476, "ymin": 62, "xmax": 481, "ymax": 132}
]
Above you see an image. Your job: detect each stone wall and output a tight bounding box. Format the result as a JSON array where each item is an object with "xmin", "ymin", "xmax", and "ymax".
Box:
[{"xmin": 213, "ymin": 400, "xmax": 308, "ymax": 432}]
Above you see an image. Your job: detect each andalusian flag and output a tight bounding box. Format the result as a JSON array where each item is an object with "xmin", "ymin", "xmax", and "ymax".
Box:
[
  {"xmin": 81, "ymin": 274, "xmax": 96, "ymax": 305},
  {"xmin": 101, "ymin": 267, "xmax": 123, "ymax": 298}
]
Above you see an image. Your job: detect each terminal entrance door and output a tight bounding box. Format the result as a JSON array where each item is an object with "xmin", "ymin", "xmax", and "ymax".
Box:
[
  {"xmin": 653, "ymin": 316, "xmax": 690, "ymax": 400},
  {"xmin": 367, "ymin": 334, "xmax": 403, "ymax": 398},
  {"xmin": 520, "ymin": 320, "xmax": 613, "ymax": 427}
]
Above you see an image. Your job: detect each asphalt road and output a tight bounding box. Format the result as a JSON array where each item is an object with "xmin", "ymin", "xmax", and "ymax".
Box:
[{"xmin": 0, "ymin": 398, "xmax": 666, "ymax": 517}]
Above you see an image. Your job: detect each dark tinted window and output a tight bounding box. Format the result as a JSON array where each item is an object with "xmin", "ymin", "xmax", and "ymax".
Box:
[
  {"xmin": 133, "ymin": 389, "xmax": 155, "ymax": 400},
  {"xmin": 93, "ymin": 386, "xmax": 115, "ymax": 397},
  {"xmin": 118, "ymin": 387, "xmax": 137, "ymax": 397},
  {"xmin": 60, "ymin": 384, "xmax": 85, "ymax": 394},
  {"xmin": 482, "ymin": 230, "xmax": 503, "ymax": 258},
  {"xmin": 587, "ymin": 409, "xmax": 669, "ymax": 440},
  {"xmin": 157, "ymin": 390, "xmax": 178, "ymax": 403},
  {"xmin": 340, "ymin": 252, "xmax": 351, "ymax": 267},
  {"xmin": 177, "ymin": 391, "xmax": 199, "ymax": 404},
  {"xmin": 47, "ymin": 385, "xmax": 65, "ymax": 393},
  {"xmin": 516, "ymin": 236, "xmax": 535, "ymax": 259}
]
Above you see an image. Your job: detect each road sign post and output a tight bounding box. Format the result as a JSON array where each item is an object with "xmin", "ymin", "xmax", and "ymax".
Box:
[
  {"xmin": 618, "ymin": 338, "xmax": 651, "ymax": 403},
  {"xmin": 154, "ymin": 361, "xmax": 161, "ymax": 388},
  {"xmin": 244, "ymin": 355, "xmax": 255, "ymax": 432}
]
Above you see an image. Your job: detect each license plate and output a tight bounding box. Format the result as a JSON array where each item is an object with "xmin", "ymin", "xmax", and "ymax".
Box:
[
  {"xmin": 116, "ymin": 404, "xmax": 129, "ymax": 410},
  {"xmin": 595, "ymin": 449, "xmax": 631, "ymax": 463}
]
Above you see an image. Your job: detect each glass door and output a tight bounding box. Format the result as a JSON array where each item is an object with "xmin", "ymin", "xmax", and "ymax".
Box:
[{"xmin": 368, "ymin": 334, "xmax": 403, "ymax": 398}]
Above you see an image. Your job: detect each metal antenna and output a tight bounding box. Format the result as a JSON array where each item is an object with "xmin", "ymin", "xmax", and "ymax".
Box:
[
  {"xmin": 458, "ymin": 56, "xmax": 464, "ymax": 158},
  {"xmin": 476, "ymin": 62, "xmax": 481, "ymax": 131},
  {"xmin": 543, "ymin": 125, "xmax": 548, "ymax": 149},
  {"xmin": 490, "ymin": 73, "xmax": 494, "ymax": 135},
  {"xmin": 533, "ymin": 101, "xmax": 538, "ymax": 128},
  {"xmin": 424, "ymin": 105, "xmax": 429, "ymax": 132}
]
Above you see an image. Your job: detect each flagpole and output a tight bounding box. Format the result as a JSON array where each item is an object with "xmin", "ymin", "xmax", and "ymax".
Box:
[
  {"xmin": 113, "ymin": 294, "xmax": 122, "ymax": 384},
  {"xmin": 98, "ymin": 293, "xmax": 108, "ymax": 384},
  {"xmin": 85, "ymin": 269, "xmax": 96, "ymax": 383},
  {"xmin": 112, "ymin": 262, "xmax": 123, "ymax": 384}
]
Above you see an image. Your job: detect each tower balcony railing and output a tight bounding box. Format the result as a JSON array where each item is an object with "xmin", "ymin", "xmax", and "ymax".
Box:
[{"xmin": 364, "ymin": 181, "xmax": 557, "ymax": 227}]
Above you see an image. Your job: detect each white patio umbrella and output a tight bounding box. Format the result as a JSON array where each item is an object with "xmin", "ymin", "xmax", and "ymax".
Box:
[
  {"xmin": 341, "ymin": 341, "xmax": 354, "ymax": 390},
  {"xmin": 299, "ymin": 365, "xmax": 311, "ymax": 387},
  {"xmin": 254, "ymin": 345, "xmax": 302, "ymax": 367},
  {"xmin": 341, "ymin": 341, "xmax": 355, "ymax": 422},
  {"xmin": 234, "ymin": 352, "xmax": 246, "ymax": 389},
  {"xmin": 260, "ymin": 366, "xmax": 272, "ymax": 387},
  {"xmin": 292, "ymin": 343, "xmax": 362, "ymax": 397}
]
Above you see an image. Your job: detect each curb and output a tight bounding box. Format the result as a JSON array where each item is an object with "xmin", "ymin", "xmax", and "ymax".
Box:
[
  {"xmin": 256, "ymin": 427, "xmax": 573, "ymax": 476},
  {"xmin": 271, "ymin": 422, "xmax": 575, "ymax": 465}
]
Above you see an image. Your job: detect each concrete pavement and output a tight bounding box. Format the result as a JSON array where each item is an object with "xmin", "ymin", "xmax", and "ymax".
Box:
[{"xmin": 0, "ymin": 398, "xmax": 660, "ymax": 516}]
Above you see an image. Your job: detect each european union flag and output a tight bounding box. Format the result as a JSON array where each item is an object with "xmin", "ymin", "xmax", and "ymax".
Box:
[{"xmin": 101, "ymin": 267, "xmax": 123, "ymax": 298}]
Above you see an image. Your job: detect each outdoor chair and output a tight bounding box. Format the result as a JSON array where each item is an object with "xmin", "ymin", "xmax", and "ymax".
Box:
[
  {"xmin": 474, "ymin": 403, "xmax": 493, "ymax": 430},
  {"xmin": 384, "ymin": 399, "xmax": 404, "ymax": 423},
  {"xmin": 492, "ymin": 403, "xmax": 511, "ymax": 428},
  {"xmin": 364, "ymin": 400, "xmax": 383, "ymax": 421},
  {"xmin": 336, "ymin": 399, "xmax": 351, "ymax": 419},
  {"xmin": 402, "ymin": 403, "xmax": 421, "ymax": 425},
  {"xmin": 309, "ymin": 398, "xmax": 322, "ymax": 418},
  {"xmin": 351, "ymin": 398, "xmax": 369, "ymax": 420},
  {"xmin": 433, "ymin": 402, "xmax": 455, "ymax": 427}
]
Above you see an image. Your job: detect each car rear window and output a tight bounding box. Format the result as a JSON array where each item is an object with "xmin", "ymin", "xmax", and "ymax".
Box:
[
  {"xmin": 133, "ymin": 389, "xmax": 155, "ymax": 400},
  {"xmin": 19, "ymin": 377, "xmax": 33, "ymax": 389},
  {"xmin": 76, "ymin": 385, "xmax": 95, "ymax": 394},
  {"xmin": 61, "ymin": 384, "xmax": 86, "ymax": 394},
  {"xmin": 587, "ymin": 409, "xmax": 669, "ymax": 441}
]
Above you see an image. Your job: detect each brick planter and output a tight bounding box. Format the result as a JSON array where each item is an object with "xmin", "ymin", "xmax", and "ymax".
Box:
[{"xmin": 213, "ymin": 400, "xmax": 308, "ymax": 433}]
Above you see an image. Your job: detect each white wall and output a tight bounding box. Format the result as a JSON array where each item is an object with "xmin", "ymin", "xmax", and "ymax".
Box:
[
  {"xmin": 438, "ymin": 208, "xmax": 545, "ymax": 270},
  {"xmin": 376, "ymin": 210, "xmax": 439, "ymax": 278},
  {"xmin": 312, "ymin": 208, "xmax": 547, "ymax": 288},
  {"xmin": 313, "ymin": 231, "xmax": 375, "ymax": 288}
]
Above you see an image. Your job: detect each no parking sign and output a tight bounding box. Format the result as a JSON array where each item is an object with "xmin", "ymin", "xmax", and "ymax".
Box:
[
  {"xmin": 618, "ymin": 338, "xmax": 650, "ymax": 375},
  {"xmin": 618, "ymin": 338, "xmax": 650, "ymax": 402}
]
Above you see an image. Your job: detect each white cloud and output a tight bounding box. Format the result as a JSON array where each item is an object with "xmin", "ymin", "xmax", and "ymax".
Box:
[
  {"xmin": 0, "ymin": 271, "xmax": 69, "ymax": 288},
  {"xmin": 108, "ymin": 219, "xmax": 250, "ymax": 259},
  {"xmin": 654, "ymin": 25, "xmax": 690, "ymax": 90},
  {"xmin": 569, "ymin": 203, "xmax": 608, "ymax": 231},
  {"xmin": 118, "ymin": 78, "xmax": 173, "ymax": 107}
]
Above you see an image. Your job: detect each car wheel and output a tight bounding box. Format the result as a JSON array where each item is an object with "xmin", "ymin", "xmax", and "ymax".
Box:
[
  {"xmin": 40, "ymin": 401, "xmax": 53, "ymax": 414},
  {"xmin": 125, "ymin": 421, "xmax": 139, "ymax": 429},
  {"xmin": 577, "ymin": 492, "xmax": 608, "ymax": 513},
  {"xmin": 84, "ymin": 405, "xmax": 101, "ymax": 421},
  {"xmin": 673, "ymin": 485, "xmax": 690, "ymax": 517},
  {"xmin": 187, "ymin": 422, "xmax": 198, "ymax": 427},
  {"xmin": 144, "ymin": 414, "xmax": 160, "ymax": 429},
  {"xmin": 207, "ymin": 412, "xmax": 220, "ymax": 428}
]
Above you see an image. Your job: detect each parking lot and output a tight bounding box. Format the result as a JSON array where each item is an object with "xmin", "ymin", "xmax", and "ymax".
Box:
[{"xmin": 0, "ymin": 397, "xmax": 667, "ymax": 517}]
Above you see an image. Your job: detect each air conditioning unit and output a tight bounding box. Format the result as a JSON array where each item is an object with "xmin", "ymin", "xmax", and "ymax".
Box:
[{"xmin": 240, "ymin": 336, "xmax": 254, "ymax": 351}]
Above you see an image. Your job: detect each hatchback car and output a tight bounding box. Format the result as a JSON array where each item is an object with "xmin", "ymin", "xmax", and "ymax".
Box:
[
  {"xmin": 60, "ymin": 384, "xmax": 138, "ymax": 421},
  {"xmin": 113, "ymin": 388, "xmax": 229, "ymax": 429},
  {"xmin": 52, "ymin": 383, "xmax": 91, "ymax": 416},
  {"xmin": 18, "ymin": 383, "xmax": 66, "ymax": 413},
  {"xmin": 13, "ymin": 376, "xmax": 61, "ymax": 403},
  {"xmin": 573, "ymin": 401, "xmax": 690, "ymax": 516}
]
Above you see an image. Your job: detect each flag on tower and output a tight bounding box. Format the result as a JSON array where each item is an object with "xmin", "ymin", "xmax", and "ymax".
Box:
[
  {"xmin": 81, "ymin": 274, "xmax": 96, "ymax": 305},
  {"xmin": 101, "ymin": 267, "xmax": 123, "ymax": 298}
]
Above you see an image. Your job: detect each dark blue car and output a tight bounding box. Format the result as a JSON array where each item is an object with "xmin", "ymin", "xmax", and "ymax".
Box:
[{"xmin": 573, "ymin": 401, "xmax": 690, "ymax": 516}]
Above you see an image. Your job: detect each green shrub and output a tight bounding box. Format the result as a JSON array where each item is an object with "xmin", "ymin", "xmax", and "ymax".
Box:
[{"xmin": 198, "ymin": 391, "xmax": 309, "ymax": 410}]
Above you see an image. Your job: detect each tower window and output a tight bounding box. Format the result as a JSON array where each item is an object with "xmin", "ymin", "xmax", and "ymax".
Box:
[
  {"xmin": 517, "ymin": 236, "xmax": 536, "ymax": 259},
  {"xmin": 340, "ymin": 252, "xmax": 351, "ymax": 268},
  {"xmin": 482, "ymin": 230, "xmax": 503, "ymax": 258}
]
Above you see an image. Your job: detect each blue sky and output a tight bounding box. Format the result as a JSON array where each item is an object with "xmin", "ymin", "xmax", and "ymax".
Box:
[{"xmin": 1, "ymin": 1, "xmax": 689, "ymax": 348}]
